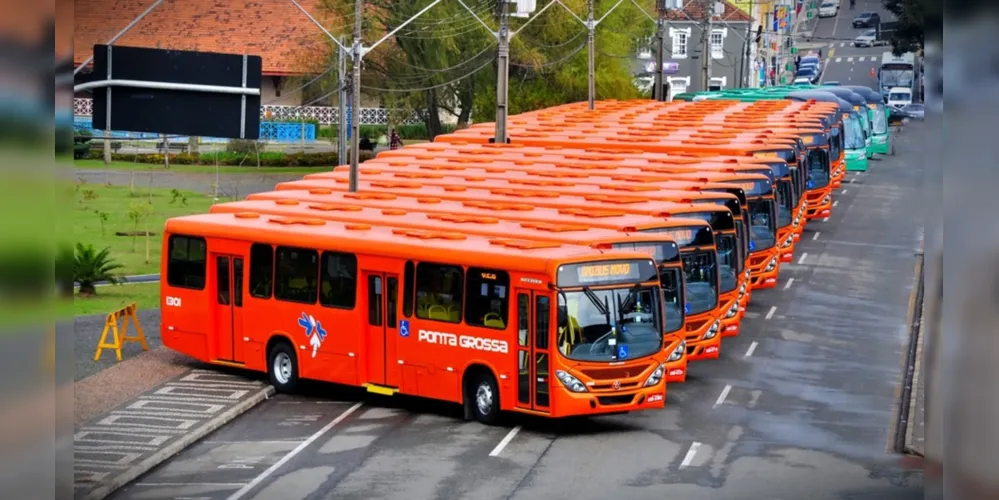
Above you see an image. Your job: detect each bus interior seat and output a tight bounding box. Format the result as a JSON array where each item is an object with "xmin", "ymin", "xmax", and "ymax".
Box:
[
  {"xmin": 483, "ymin": 312, "xmax": 505, "ymax": 328},
  {"xmin": 428, "ymin": 305, "xmax": 449, "ymax": 321}
]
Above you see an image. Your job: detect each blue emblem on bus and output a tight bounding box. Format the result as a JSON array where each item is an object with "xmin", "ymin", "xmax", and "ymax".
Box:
[
  {"xmin": 807, "ymin": 180, "xmax": 814, "ymax": 189},
  {"xmin": 749, "ymin": 240, "xmax": 756, "ymax": 251},
  {"xmin": 298, "ymin": 313, "xmax": 327, "ymax": 358},
  {"xmin": 684, "ymin": 303, "xmax": 691, "ymax": 315},
  {"xmin": 400, "ymin": 319, "xmax": 410, "ymax": 337},
  {"xmin": 617, "ymin": 345, "xmax": 629, "ymax": 359}
]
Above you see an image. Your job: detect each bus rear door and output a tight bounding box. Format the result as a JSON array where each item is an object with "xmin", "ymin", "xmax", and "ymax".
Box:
[
  {"xmin": 211, "ymin": 251, "xmax": 245, "ymax": 364},
  {"xmin": 363, "ymin": 270, "xmax": 401, "ymax": 389},
  {"xmin": 514, "ymin": 290, "xmax": 552, "ymax": 414}
]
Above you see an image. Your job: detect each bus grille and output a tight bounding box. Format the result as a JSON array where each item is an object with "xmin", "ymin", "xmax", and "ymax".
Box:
[
  {"xmin": 685, "ymin": 318, "xmax": 709, "ymax": 339},
  {"xmin": 598, "ymin": 395, "xmax": 639, "ymax": 406}
]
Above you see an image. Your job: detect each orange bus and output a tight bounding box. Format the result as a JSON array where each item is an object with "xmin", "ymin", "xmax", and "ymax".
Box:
[
  {"xmin": 307, "ymin": 166, "xmax": 751, "ymax": 333},
  {"xmin": 244, "ymin": 189, "xmax": 726, "ymax": 361},
  {"xmin": 208, "ymin": 199, "xmax": 690, "ymax": 382},
  {"xmin": 161, "ymin": 212, "xmax": 669, "ymax": 423}
]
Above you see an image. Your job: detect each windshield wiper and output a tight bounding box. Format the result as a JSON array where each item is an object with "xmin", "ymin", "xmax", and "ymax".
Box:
[{"xmin": 581, "ymin": 286, "xmax": 608, "ymax": 316}]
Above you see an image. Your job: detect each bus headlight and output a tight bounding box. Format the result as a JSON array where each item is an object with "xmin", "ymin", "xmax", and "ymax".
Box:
[
  {"xmin": 555, "ymin": 370, "xmax": 587, "ymax": 393},
  {"xmin": 704, "ymin": 320, "xmax": 720, "ymax": 339},
  {"xmin": 738, "ymin": 283, "xmax": 747, "ymax": 298},
  {"xmin": 667, "ymin": 340, "xmax": 686, "ymax": 362},
  {"xmin": 726, "ymin": 303, "xmax": 739, "ymax": 318},
  {"xmin": 765, "ymin": 257, "xmax": 778, "ymax": 272},
  {"xmin": 822, "ymin": 196, "xmax": 831, "ymax": 205},
  {"xmin": 644, "ymin": 364, "xmax": 666, "ymax": 387},
  {"xmin": 782, "ymin": 235, "xmax": 793, "ymax": 248}
]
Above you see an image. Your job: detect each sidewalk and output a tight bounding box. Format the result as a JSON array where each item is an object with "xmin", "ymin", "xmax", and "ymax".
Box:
[{"xmin": 74, "ymin": 354, "xmax": 273, "ymax": 500}]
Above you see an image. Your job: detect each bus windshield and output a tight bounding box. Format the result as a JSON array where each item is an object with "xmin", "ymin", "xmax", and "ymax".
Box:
[
  {"xmin": 714, "ymin": 234, "xmax": 738, "ymax": 293},
  {"xmin": 659, "ymin": 268, "xmax": 684, "ymax": 334},
  {"xmin": 682, "ymin": 250, "xmax": 718, "ymax": 315},
  {"xmin": 870, "ymin": 104, "xmax": 888, "ymax": 134},
  {"xmin": 749, "ymin": 199, "xmax": 776, "ymax": 251},
  {"xmin": 829, "ymin": 125, "xmax": 842, "ymax": 159},
  {"xmin": 557, "ymin": 285, "xmax": 664, "ymax": 362},
  {"xmin": 881, "ymin": 69, "xmax": 913, "ymax": 89},
  {"xmin": 807, "ymin": 149, "xmax": 830, "ymax": 189},
  {"xmin": 844, "ymin": 114, "xmax": 865, "ymax": 149}
]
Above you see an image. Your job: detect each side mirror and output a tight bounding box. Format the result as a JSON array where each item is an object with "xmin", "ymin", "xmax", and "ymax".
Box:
[{"xmin": 557, "ymin": 306, "xmax": 568, "ymax": 328}]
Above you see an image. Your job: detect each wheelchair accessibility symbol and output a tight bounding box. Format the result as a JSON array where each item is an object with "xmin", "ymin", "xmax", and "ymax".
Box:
[
  {"xmin": 617, "ymin": 344, "xmax": 629, "ymax": 359},
  {"xmin": 400, "ymin": 319, "xmax": 410, "ymax": 338}
]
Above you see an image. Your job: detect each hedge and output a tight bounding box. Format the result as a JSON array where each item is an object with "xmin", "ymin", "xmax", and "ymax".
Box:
[
  {"xmin": 87, "ymin": 149, "xmax": 375, "ymax": 167},
  {"xmin": 317, "ymin": 123, "xmax": 456, "ymax": 141}
]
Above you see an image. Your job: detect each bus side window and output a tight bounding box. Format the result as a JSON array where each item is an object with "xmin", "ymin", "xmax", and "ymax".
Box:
[
  {"xmin": 167, "ymin": 235, "xmax": 207, "ymax": 290},
  {"xmin": 464, "ymin": 268, "xmax": 510, "ymax": 329},
  {"xmin": 402, "ymin": 260, "xmax": 414, "ymax": 318},
  {"xmin": 320, "ymin": 251, "xmax": 357, "ymax": 309},
  {"xmin": 274, "ymin": 246, "xmax": 319, "ymax": 305},
  {"xmin": 536, "ymin": 296, "xmax": 550, "ymax": 350},
  {"xmin": 249, "ymin": 243, "xmax": 273, "ymax": 299},
  {"xmin": 415, "ymin": 262, "xmax": 463, "ymax": 324}
]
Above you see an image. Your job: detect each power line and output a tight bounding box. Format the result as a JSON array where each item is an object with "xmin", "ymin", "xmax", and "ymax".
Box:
[{"xmin": 361, "ymin": 55, "xmax": 496, "ymax": 92}]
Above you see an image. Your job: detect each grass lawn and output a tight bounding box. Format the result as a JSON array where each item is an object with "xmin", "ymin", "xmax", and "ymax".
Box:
[
  {"xmin": 73, "ymin": 159, "xmax": 334, "ymax": 175},
  {"xmin": 74, "ymin": 282, "xmax": 161, "ymax": 317},
  {"xmin": 74, "ymin": 182, "xmax": 217, "ymax": 276}
]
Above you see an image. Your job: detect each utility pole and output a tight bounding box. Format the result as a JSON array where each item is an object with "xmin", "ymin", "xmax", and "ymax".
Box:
[
  {"xmin": 700, "ymin": 0, "xmax": 711, "ymax": 91},
  {"xmin": 586, "ymin": 0, "xmax": 595, "ymax": 109},
  {"xmin": 349, "ymin": 0, "xmax": 362, "ymax": 192},
  {"xmin": 654, "ymin": 0, "xmax": 665, "ymax": 101},
  {"xmin": 494, "ymin": 0, "xmax": 510, "ymax": 143},
  {"xmin": 337, "ymin": 37, "xmax": 347, "ymax": 166},
  {"xmin": 742, "ymin": 0, "xmax": 754, "ymax": 87}
]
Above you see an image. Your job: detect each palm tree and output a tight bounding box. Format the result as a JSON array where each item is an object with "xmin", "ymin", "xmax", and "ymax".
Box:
[{"xmin": 74, "ymin": 243, "xmax": 125, "ymax": 296}]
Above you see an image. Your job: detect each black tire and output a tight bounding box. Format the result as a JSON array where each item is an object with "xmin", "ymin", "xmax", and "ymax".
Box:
[
  {"xmin": 267, "ymin": 341, "xmax": 299, "ymax": 393},
  {"xmin": 468, "ymin": 372, "xmax": 501, "ymax": 425}
]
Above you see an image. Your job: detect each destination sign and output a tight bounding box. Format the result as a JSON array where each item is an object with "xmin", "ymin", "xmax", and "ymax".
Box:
[
  {"xmin": 641, "ymin": 226, "xmax": 715, "ymax": 248},
  {"xmin": 557, "ymin": 259, "xmax": 658, "ymax": 288},
  {"xmin": 753, "ymin": 151, "xmax": 779, "ymax": 158},
  {"xmin": 610, "ymin": 241, "xmax": 681, "ymax": 263},
  {"xmin": 729, "ymin": 179, "xmax": 772, "ymax": 196}
]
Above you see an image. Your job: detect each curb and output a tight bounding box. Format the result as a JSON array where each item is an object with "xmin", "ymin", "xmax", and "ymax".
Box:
[{"xmin": 81, "ymin": 384, "xmax": 276, "ymax": 500}]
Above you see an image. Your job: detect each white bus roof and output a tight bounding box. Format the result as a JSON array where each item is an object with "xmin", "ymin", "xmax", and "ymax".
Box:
[{"xmin": 881, "ymin": 52, "xmax": 915, "ymax": 65}]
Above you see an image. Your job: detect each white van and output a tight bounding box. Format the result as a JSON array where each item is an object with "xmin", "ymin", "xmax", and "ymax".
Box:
[
  {"xmin": 886, "ymin": 87, "xmax": 912, "ymax": 108},
  {"xmin": 818, "ymin": 0, "xmax": 840, "ymax": 17}
]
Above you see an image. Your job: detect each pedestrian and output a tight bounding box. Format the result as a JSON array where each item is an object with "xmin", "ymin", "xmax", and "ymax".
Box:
[{"xmin": 389, "ymin": 129, "xmax": 403, "ymax": 150}]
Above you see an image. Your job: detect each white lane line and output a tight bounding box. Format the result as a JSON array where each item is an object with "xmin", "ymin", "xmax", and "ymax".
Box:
[
  {"xmin": 823, "ymin": 217, "xmax": 830, "ymax": 222},
  {"xmin": 714, "ymin": 384, "xmax": 732, "ymax": 407},
  {"xmin": 139, "ymin": 483, "xmax": 246, "ymax": 487},
  {"xmin": 812, "ymin": 232, "xmax": 820, "ymax": 241},
  {"xmin": 765, "ymin": 306, "xmax": 777, "ymax": 320},
  {"xmin": 680, "ymin": 442, "xmax": 702, "ymax": 468},
  {"xmin": 745, "ymin": 341, "xmax": 758, "ymax": 357},
  {"xmin": 858, "ymin": 56, "xmax": 865, "ymax": 62},
  {"xmin": 847, "ymin": 57, "xmax": 854, "ymax": 62},
  {"xmin": 841, "ymin": 189, "xmax": 848, "ymax": 194},
  {"xmin": 833, "ymin": 200, "xmax": 840, "ymax": 207},
  {"xmin": 783, "ymin": 278, "xmax": 795, "ymax": 290},
  {"xmin": 489, "ymin": 425, "xmax": 522, "ymax": 457},
  {"xmin": 226, "ymin": 402, "xmax": 363, "ymax": 500},
  {"xmin": 835, "ymin": 57, "xmax": 842, "ymax": 63},
  {"xmin": 798, "ymin": 252, "xmax": 808, "ymax": 264}
]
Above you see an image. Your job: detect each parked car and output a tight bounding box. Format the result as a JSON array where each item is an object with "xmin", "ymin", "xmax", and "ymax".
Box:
[
  {"xmin": 895, "ymin": 103, "xmax": 924, "ymax": 120},
  {"xmin": 800, "ymin": 55, "xmax": 821, "ymax": 67},
  {"xmin": 792, "ymin": 77, "xmax": 813, "ymax": 85},
  {"xmin": 795, "ymin": 67, "xmax": 820, "ymax": 84},
  {"xmin": 853, "ymin": 29, "xmax": 884, "ymax": 47},
  {"xmin": 818, "ymin": 0, "xmax": 839, "ymax": 18},
  {"xmin": 852, "ymin": 12, "xmax": 880, "ymax": 28},
  {"xmin": 886, "ymin": 86, "xmax": 913, "ymax": 108}
]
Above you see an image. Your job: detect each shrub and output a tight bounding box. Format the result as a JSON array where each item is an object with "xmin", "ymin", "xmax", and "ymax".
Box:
[{"xmin": 74, "ymin": 243, "xmax": 125, "ymax": 296}]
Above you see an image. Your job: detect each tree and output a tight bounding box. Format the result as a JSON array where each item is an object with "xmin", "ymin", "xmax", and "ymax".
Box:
[
  {"xmin": 74, "ymin": 243, "xmax": 124, "ymax": 297},
  {"xmin": 882, "ymin": 0, "xmax": 925, "ymax": 55},
  {"xmin": 315, "ymin": 0, "xmax": 654, "ymax": 136}
]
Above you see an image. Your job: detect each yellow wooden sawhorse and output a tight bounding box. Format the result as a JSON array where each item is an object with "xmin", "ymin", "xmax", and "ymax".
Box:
[{"xmin": 94, "ymin": 303, "xmax": 149, "ymax": 361}]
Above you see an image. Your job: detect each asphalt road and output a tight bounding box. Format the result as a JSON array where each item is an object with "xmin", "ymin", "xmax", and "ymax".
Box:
[
  {"xmin": 809, "ymin": 0, "xmax": 896, "ymax": 87},
  {"xmin": 110, "ymin": 123, "xmax": 927, "ymax": 500}
]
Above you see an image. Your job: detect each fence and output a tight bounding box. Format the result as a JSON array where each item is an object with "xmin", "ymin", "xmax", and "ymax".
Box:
[{"xmin": 73, "ymin": 98, "xmax": 422, "ymax": 143}]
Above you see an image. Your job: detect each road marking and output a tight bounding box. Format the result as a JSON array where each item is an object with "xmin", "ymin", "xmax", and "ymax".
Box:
[
  {"xmin": 745, "ymin": 341, "xmax": 758, "ymax": 357},
  {"xmin": 765, "ymin": 306, "xmax": 777, "ymax": 320},
  {"xmin": 833, "ymin": 200, "xmax": 839, "ymax": 207},
  {"xmin": 847, "ymin": 57, "xmax": 853, "ymax": 62},
  {"xmin": 841, "ymin": 189, "xmax": 848, "ymax": 194},
  {"xmin": 835, "ymin": 57, "xmax": 842, "ymax": 62},
  {"xmin": 489, "ymin": 425, "xmax": 522, "ymax": 457},
  {"xmin": 783, "ymin": 278, "xmax": 794, "ymax": 290},
  {"xmin": 798, "ymin": 252, "xmax": 808, "ymax": 264},
  {"xmin": 858, "ymin": 56, "xmax": 865, "ymax": 62},
  {"xmin": 812, "ymin": 232, "xmax": 820, "ymax": 241},
  {"xmin": 139, "ymin": 483, "xmax": 246, "ymax": 487},
  {"xmin": 680, "ymin": 442, "xmax": 701, "ymax": 468},
  {"xmin": 225, "ymin": 402, "xmax": 363, "ymax": 500},
  {"xmin": 714, "ymin": 385, "xmax": 732, "ymax": 407},
  {"xmin": 823, "ymin": 217, "xmax": 830, "ymax": 222}
]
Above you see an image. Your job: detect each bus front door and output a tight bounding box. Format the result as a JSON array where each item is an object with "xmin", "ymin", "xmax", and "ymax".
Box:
[
  {"xmin": 515, "ymin": 291, "xmax": 551, "ymax": 414},
  {"xmin": 364, "ymin": 272, "xmax": 400, "ymax": 388},
  {"xmin": 212, "ymin": 255, "xmax": 244, "ymax": 363}
]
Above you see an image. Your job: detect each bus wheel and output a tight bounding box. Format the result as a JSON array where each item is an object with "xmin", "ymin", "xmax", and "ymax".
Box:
[
  {"xmin": 469, "ymin": 372, "xmax": 500, "ymax": 425},
  {"xmin": 267, "ymin": 341, "xmax": 298, "ymax": 393}
]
